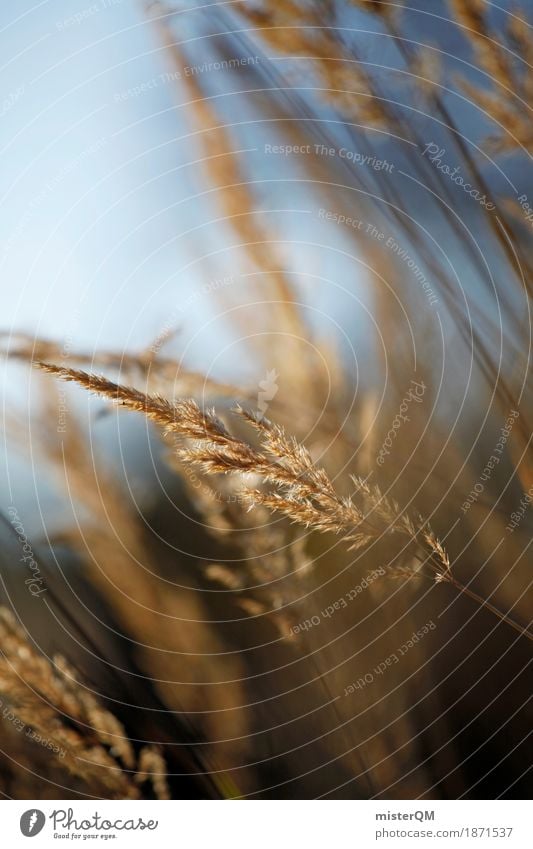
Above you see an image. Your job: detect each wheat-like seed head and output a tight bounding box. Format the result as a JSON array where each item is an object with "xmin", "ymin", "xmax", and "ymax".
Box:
[{"xmin": 36, "ymin": 361, "xmax": 451, "ymax": 582}]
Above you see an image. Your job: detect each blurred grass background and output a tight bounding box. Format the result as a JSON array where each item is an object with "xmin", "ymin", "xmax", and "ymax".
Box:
[{"xmin": 0, "ymin": 0, "xmax": 531, "ymax": 799}]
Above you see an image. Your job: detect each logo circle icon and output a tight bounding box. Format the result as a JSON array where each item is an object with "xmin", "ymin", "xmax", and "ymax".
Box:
[{"xmin": 20, "ymin": 810, "xmax": 46, "ymax": 837}]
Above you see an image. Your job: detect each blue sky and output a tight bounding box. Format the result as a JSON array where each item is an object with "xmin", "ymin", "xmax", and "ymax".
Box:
[
  {"xmin": 0, "ymin": 1, "xmax": 232, "ymax": 354},
  {"xmin": 0, "ymin": 0, "xmax": 529, "ymax": 527}
]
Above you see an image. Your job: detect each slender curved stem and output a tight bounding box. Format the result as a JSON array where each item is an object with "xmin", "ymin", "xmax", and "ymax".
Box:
[
  {"xmin": 412, "ymin": 549, "xmax": 532, "ymax": 641},
  {"xmin": 445, "ymin": 575, "xmax": 533, "ymax": 642}
]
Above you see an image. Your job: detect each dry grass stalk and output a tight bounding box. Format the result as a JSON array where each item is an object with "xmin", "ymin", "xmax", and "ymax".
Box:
[
  {"xmin": 235, "ymin": 0, "xmax": 393, "ymax": 126},
  {"xmin": 0, "ymin": 608, "xmax": 142, "ymax": 798},
  {"xmin": 0, "ymin": 331, "xmax": 244, "ymax": 401},
  {"xmin": 35, "ymin": 362, "xmax": 434, "ymax": 555},
  {"xmin": 349, "ymin": 0, "xmax": 396, "ymax": 16},
  {"xmin": 450, "ymin": 0, "xmax": 533, "ymax": 153},
  {"xmin": 157, "ymin": 32, "xmax": 307, "ymax": 339},
  {"xmin": 35, "ymin": 361, "xmax": 532, "ymax": 641},
  {"xmin": 30, "ymin": 378, "xmax": 250, "ymax": 781},
  {"xmin": 156, "ymin": 13, "xmax": 399, "ymax": 455}
]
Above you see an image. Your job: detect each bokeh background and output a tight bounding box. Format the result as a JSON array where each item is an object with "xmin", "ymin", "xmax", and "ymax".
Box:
[{"xmin": 0, "ymin": 0, "xmax": 531, "ymax": 799}]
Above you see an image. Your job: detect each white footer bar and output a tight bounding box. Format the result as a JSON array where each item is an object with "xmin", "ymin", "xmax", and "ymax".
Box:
[{"xmin": 3, "ymin": 799, "xmax": 528, "ymax": 848}]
